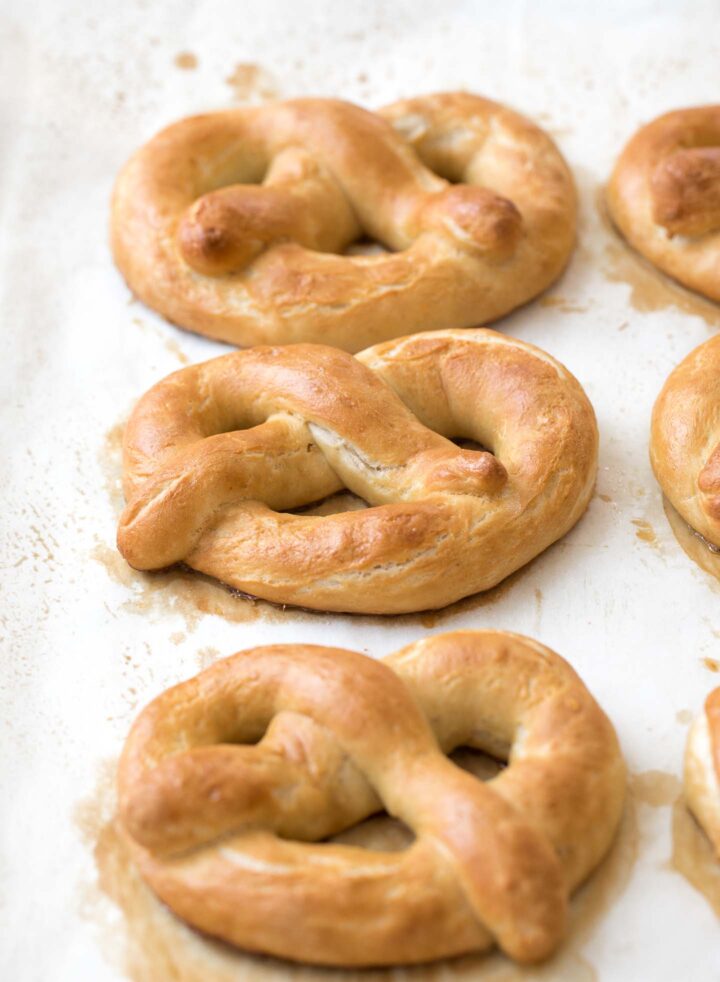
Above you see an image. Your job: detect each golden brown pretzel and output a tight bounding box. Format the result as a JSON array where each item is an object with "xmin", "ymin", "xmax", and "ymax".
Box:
[
  {"xmin": 685, "ymin": 688, "xmax": 720, "ymax": 854},
  {"xmin": 607, "ymin": 106, "xmax": 720, "ymax": 302},
  {"xmin": 117, "ymin": 328, "xmax": 598, "ymax": 614},
  {"xmin": 111, "ymin": 93, "xmax": 576, "ymax": 351},
  {"xmin": 117, "ymin": 630, "xmax": 626, "ymax": 966},
  {"xmin": 651, "ymin": 334, "xmax": 720, "ymax": 550}
]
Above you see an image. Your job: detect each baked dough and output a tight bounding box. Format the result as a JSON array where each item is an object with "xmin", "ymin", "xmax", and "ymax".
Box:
[
  {"xmin": 607, "ymin": 106, "xmax": 720, "ymax": 302},
  {"xmin": 685, "ymin": 688, "xmax": 720, "ymax": 855},
  {"xmin": 117, "ymin": 630, "xmax": 626, "ymax": 966},
  {"xmin": 650, "ymin": 334, "xmax": 720, "ymax": 550},
  {"xmin": 117, "ymin": 328, "xmax": 598, "ymax": 614},
  {"xmin": 111, "ymin": 93, "xmax": 576, "ymax": 351}
]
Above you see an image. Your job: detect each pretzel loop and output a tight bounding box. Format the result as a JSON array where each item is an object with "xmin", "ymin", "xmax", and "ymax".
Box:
[
  {"xmin": 117, "ymin": 329, "xmax": 598, "ymax": 614},
  {"xmin": 118, "ymin": 631, "xmax": 626, "ymax": 966}
]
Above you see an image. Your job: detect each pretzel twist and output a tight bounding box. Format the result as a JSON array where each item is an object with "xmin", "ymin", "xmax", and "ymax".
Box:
[
  {"xmin": 117, "ymin": 328, "xmax": 598, "ymax": 614},
  {"xmin": 651, "ymin": 334, "xmax": 720, "ymax": 549},
  {"xmin": 607, "ymin": 106, "xmax": 720, "ymax": 302},
  {"xmin": 118, "ymin": 631, "xmax": 626, "ymax": 966},
  {"xmin": 111, "ymin": 93, "xmax": 576, "ymax": 351},
  {"xmin": 685, "ymin": 688, "xmax": 720, "ymax": 855}
]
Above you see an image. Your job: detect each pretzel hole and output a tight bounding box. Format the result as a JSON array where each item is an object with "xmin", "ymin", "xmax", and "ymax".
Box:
[
  {"xmin": 290, "ymin": 490, "xmax": 369, "ymax": 516},
  {"xmin": 451, "ymin": 436, "xmax": 494, "ymax": 454},
  {"xmin": 343, "ymin": 237, "xmax": 390, "ymax": 257},
  {"xmin": 327, "ymin": 748, "xmax": 504, "ymax": 853}
]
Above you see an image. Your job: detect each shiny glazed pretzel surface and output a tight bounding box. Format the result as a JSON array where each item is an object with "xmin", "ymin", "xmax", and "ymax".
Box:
[
  {"xmin": 117, "ymin": 328, "xmax": 598, "ymax": 614},
  {"xmin": 608, "ymin": 105, "xmax": 720, "ymax": 302},
  {"xmin": 111, "ymin": 92, "xmax": 576, "ymax": 351},
  {"xmin": 118, "ymin": 631, "xmax": 626, "ymax": 966}
]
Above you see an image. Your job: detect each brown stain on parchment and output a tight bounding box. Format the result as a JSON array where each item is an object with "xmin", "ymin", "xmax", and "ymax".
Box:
[
  {"xmin": 225, "ymin": 63, "xmax": 277, "ymax": 102},
  {"xmin": 91, "ymin": 543, "xmax": 275, "ymax": 630},
  {"xmin": 77, "ymin": 759, "xmax": 639, "ymax": 982},
  {"xmin": 630, "ymin": 518, "xmax": 657, "ymax": 547},
  {"xmin": 663, "ymin": 496, "xmax": 720, "ymax": 585},
  {"xmin": 174, "ymin": 52, "xmax": 198, "ymax": 70},
  {"xmin": 132, "ymin": 317, "xmax": 190, "ymax": 365},
  {"xmin": 671, "ymin": 797, "xmax": 720, "ymax": 917},
  {"xmin": 538, "ymin": 295, "xmax": 588, "ymax": 314},
  {"xmin": 630, "ymin": 770, "xmax": 681, "ymax": 808},
  {"xmin": 596, "ymin": 188, "xmax": 720, "ymax": 327}
]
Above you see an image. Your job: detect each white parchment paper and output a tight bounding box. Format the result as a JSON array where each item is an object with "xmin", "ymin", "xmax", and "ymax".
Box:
[{"xmin": 2, "ymin": 1, "xmax": 720, "ymax": 979}]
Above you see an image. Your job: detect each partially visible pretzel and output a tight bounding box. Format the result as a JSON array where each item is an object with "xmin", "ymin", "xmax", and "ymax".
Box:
[
  {"xmin": 651, "ymin": 334, "xmax": 720, "ymax": 551},
  {"xmin": 685, "ymin": 688, "xmax": 720, "ymax": 855},
  {"xmin": 607, "ymin": 106, "xmax": 720, "ymax": 302},
  {"xmin": 117, "ymin": 630, "xmax": 626, "ymax": 966},
  {"xmin": 117, "ymin": 328, "xmax": 598, "ymax": 614},
  {"xmin": 111, "ymin": 93, "xmax": 576, "ymax": 351}
]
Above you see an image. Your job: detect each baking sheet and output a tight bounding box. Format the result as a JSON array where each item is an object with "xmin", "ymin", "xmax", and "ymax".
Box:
[{"xmin": 2, "ymin": 0, "xmax": 720, "ymax": 979}]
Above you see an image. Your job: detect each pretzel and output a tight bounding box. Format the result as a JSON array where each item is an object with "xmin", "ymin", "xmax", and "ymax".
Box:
[
  {"xmin": 651, "ymin": 334, "xmax": 720, "ymax": 552},
  {"xmin": 111, "ymin": 92, "xmax": 576, "ymax": 351},
  {"xmin": 117, "ymin": 328, "xmax": 598, "ymax": 614},
  {"xmin": 117, "ymin": 630, "xmax": 626, "ymax": 966},
  {"xmin": 607, "ymin": 106, "xmax": 720, "ymax": 302},
  {"xmin": 685, "ymin": 688, "xmax": 720, "ymax": 855}
]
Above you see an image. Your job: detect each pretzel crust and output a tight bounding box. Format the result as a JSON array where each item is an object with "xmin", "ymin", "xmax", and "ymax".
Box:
[
  {"xmin": 117, "ymin": 631, "xmax": 626, "ymax": 966},
  {"xmin": 685, "ymin": 688, "xmax": 720, "ymax": 855},
  {"xmin": 117, "ymin": 328, "xmax": 598, "ymax": 614},
  {"xmin": 111, "ymin": 93, "xmax": 576, "ymax": 351},
  {"xmin": 651, "ymin": 335, "xmax": 720, "ymax": 549},
  {"xmin": 607, "ymin": 106, "xmax": 720, "ymax": 302}
]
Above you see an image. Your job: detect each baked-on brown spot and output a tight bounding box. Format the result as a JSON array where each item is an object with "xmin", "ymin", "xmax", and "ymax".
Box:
[
  {"xmin": 630, "ymin": 519, "xmax": 657, "ymax": 546},
  {"xmin": 174, "ymin": 52, "xmax": 198, "ymax": 70},
  {"xmin": 225, "ymin": 63, "xmax": 276, "ymax": 102},
  {"xmin": 630, "ymin": 770, "xmax": 682, "ymax": 808}
]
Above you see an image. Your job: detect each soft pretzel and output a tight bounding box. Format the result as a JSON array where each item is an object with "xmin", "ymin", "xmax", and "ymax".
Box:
[
  {"xmin": 685, "ymin": 688, "xmax": 720, "ymax": 855},
  {"xmin": 651, "ymin": 334, "xmax": 720, "ymax": 552},
  {"xmin": 111, "ymin": 93, "xmax": 576, "ymax": 351},
  {"xmin": 117, "ymin": 328, "xmax": 598, "ymax": 614},
  {"xmin": 607, "ymin": 106, "xmax": 720, "ymax": 302},
  {"xmin": 117, "ymin": 630, "xmax": 626, "ymax": 966}
]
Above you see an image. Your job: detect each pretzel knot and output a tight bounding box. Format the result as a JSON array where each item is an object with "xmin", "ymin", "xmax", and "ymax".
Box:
[
  {"xmin": 608, "ymin": 105, "xmax": 720, "ymax": 302},
  {"xmin": 111, "ymin": 92, "xmax": 576, "ymax": 351},
  {"xmin": 117, "ymin": 328, "xmax": 598, "ymax": 614},
  {"xmin": 118, "ymin": 631, "xmax": 626, "ymax": 966},
  {"xmin": 651, "ymin": 334, "xmax": 720, "ymax": 549}
]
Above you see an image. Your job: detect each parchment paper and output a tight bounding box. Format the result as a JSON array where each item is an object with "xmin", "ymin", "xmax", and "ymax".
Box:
[{"xmin": 2, "ymin": 1, "xmax": 720, "ymax": 979}]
